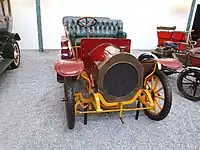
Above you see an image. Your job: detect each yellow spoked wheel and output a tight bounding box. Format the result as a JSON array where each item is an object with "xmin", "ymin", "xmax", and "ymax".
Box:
[{"xmin": 144, "ymin": 70, "xmax": 172, "ymax": 120}]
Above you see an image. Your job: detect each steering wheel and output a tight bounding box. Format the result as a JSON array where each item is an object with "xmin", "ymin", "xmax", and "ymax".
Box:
[
  {"xmin": 77, "ymin": 17, "xmax": 97, "ymax": 28},
  {"xmin": 77, "ymin": 17, "xmax": 97, "ymax": 37}
]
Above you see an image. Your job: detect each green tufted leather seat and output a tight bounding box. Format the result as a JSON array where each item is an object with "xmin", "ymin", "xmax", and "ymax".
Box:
[{"xmin": 63, "ymin": 16, "xmax": 127, "ymax": 46}]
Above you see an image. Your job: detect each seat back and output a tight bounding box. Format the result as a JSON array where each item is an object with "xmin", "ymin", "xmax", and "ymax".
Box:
[
  {"xmin": 62, "ymin": 16, "xmax": 127, "ymax": 39},
  {"xmin": 157, "ymin": 30, "xmax": 187, "ymax": 51},
  {"xmin": 157, "ymin": 31, "xmax": 173, "ymax": 47},
  {"xmin": 172, "ymin": 31, "xmax": 186, "ymax": 42}
]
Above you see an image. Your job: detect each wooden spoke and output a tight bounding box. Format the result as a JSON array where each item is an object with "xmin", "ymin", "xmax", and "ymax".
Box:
[
  {"xmin": 193, "ymin": 86, "xmax": 198, "ymax": 97},
  {"xmin": 153, "ymin": 101, "xmax": 157, "ymax": 113},
  {"xmin": 182, "ymin": 82, "xmax": 194, "ymax": 85},
  {"xmin": 155, "ymin": 99, "xmax": 163, "ymax": 110},
  {"xmin": 155, "ymin": 95, "xmax": 165, "ymax": 100},
  {"xmin": 155, "ymin": 87, "xmax": 163, "ymax": 93}
]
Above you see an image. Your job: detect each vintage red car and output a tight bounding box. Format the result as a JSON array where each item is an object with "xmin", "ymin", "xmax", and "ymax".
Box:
[
  {"xmin": 146, "ymin": 26, "xmax": 200, "ymax": 101},
  {"xmin": 54, "ymin": 16, "xmax": 174, "ymax": 130}
]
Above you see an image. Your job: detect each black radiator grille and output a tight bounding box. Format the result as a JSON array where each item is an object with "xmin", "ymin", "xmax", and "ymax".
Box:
[{"xmin": 103, "ymin": 63, "xmax": 138, "ymax": 97}]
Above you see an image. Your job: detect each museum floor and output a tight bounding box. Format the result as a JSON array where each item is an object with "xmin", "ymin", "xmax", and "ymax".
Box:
[{"xmin": 0, "ymin": 50, "xmax": 199, "ymax": 150}]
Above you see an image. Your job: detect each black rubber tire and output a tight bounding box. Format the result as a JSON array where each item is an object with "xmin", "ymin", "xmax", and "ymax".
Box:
[
  {"xmin": 163, "ymin": 70, "xmax": 174, "ymax": 76},
  {"xmin": 177, "ymin": 69, "xmax": 200, "ymax": 101},
  {"xmin": 57, "ymin": 73, "xmax": 64, "ymax": 83},
  {"xmin": 138, "ymin": 52, "xmax": 174, "ymax": 76},
  {"xmin": 10, "ymin": 41, "xmax": 20, "ymax": 69},
  {"xmin": 144, "ymin": 70, "xmax": 172, "ymax": 121},
  {"xmin": 64, "ymin": 77, "xmax": 76, "ymax": 129},
  {"xmin": 138, "ymin": 53, "xmax": 155, "ymax": 62}
]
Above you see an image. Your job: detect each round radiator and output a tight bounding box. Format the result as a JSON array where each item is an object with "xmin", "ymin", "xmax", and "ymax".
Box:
[
  {"xmin": 98, "ymin": 53, "xmax": 144, "ymax": 102},
  {"xmin": 103, "ymin": 63, "xmax": 138, "ymax": 97}
]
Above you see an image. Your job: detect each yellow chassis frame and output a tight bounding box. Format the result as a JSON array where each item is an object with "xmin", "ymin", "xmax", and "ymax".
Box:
[{"xmin": 73, "ymin": 62, "xmax": 158, "ymax": 119}]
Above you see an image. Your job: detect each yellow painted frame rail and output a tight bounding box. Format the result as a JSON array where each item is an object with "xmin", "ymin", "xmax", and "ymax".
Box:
[{"xmin": 73, "ymin": 62, "xmax": 158, "ymax": 118}]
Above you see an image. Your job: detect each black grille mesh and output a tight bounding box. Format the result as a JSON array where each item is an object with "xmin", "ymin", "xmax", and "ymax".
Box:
[{"xmin": 103, "ymin": 63, "xmax": 138, "ymax": 97}]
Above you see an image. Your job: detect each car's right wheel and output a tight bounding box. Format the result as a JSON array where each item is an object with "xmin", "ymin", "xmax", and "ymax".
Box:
[
  {"xmin": 151, "ymin": 49, "xmax": 163, "ymax": 58},
  {"xmin": 144, "ymin": 70, "xmax": 172, "ymax": 120},
  {"xmin": 64, "ymin": 77, "xmax": 76, "ymax": 129},
  {"xmin": 162, "ymin": 69, "xmax": 174, "ymax": 76}
]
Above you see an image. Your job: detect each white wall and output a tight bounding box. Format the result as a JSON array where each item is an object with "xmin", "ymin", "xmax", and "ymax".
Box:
[{"xmin": 11, "ymin": 0, "xmax": 199, "ymax": 50}]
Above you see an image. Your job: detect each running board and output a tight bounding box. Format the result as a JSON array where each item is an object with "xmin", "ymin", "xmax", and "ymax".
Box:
[{"xmin": 0, "ymin": 59, "xmax": 13, "ymax": 74}]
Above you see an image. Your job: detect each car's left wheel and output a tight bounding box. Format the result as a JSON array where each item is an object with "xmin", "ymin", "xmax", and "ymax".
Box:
[
  {"xmin": 144, "ymin": 70, "xmax": 172, "ymax": 120},
  {"xmin": 57, "ymin": 73, "xmax": 64, "ymax": 83},
  {"xmin": 64, "ymin": 77, "xmax": 76, "ymax": 130}
]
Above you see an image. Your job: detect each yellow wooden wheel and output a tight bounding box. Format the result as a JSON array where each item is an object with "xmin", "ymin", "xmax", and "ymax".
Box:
[{"xmin": 144, "ymin": 70, "xmax": 172, "ymax": 121}]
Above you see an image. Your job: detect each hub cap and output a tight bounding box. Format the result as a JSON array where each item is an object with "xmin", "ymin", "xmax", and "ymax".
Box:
[{"xmin": 13, "ymin": 44, "xmax": 20, "ymax": 65}]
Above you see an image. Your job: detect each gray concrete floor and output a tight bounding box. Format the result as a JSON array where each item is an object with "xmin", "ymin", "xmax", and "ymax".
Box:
[{"xmin": 0, "ymin": 50, "xmax": 200, "ymax": 150}]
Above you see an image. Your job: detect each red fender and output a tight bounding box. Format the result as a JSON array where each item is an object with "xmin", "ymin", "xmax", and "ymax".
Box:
[
  {"xmin": 54, "ymin": 59, "xmax": 84, "ymax": 77},
  {"xmin": 156, "ymin": 58, "xmax": 182, "ymax": 70}
]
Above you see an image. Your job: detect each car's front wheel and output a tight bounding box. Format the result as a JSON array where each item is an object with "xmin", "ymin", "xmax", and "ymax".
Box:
[
  {"xmin": 10, "ymin": 41, "xmax": 20, "ymax": 69},
  {"xmin": 144, "ymin": 70, "xmax": 172, "ymax": 120}
]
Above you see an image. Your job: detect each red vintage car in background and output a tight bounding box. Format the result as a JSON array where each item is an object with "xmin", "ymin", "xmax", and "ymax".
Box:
[{"xmin": 140, "ymin": 26, "xmax": 200, "ymax": 102}]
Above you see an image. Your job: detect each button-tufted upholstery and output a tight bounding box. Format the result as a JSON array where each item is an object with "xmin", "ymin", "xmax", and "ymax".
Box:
[{"xmin": 63, "ymin": 16, "xmax": 127, "ymax": 46}]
